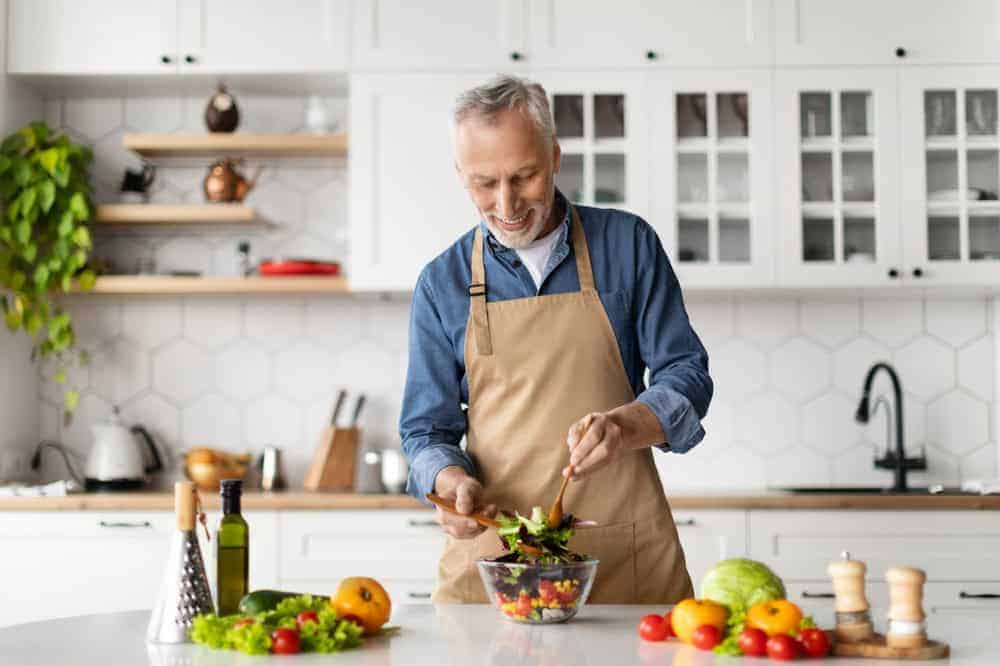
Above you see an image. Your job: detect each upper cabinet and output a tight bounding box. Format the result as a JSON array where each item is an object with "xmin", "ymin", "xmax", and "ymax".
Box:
[
  {"xmin": 648, "ymin": 70, "xmax": 775, "ymax": 287},
  {"xmin": 526, "ymin": 0, "xmax": 774, "ymax": 69},
  {"xmin": 775, "ymin": 0, "xmax": 1000, "ymax": 66},
  {"xmin": 349, "ymin": 74, "xmax": 486, "ymax": 291},
  {"xmin": 6, "ymin": 0, "xmax": 348, "ymax": 75},
  {"xmin": 176, "ymin": 0, "xmax": 348, "ymax": 74},
  {"xmin": 900, "ymin": 67, "xmax": 1000, "ymax": 284},
  {"xmin": 775, "ymin": 68, "xmax": 902, "ymax": 286},
  {"xmin": 7, "ymin": 0, "xmax": 176, "ymax": 75},
  {"xmin": 350, "ymin": 0, "xmax": 528, "ymax": 71}
]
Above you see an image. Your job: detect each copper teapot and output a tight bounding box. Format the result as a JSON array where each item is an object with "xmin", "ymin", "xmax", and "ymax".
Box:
[{"xmin": 203, "ymin": 159, "xmax": 262, "ymax": 203}]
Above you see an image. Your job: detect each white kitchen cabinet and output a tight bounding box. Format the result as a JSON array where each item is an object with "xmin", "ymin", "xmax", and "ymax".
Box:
[
  {"xmin": 648, "ymin": 70, "xmax": 775, "ymax": 287},
  {"xmin": 774, "ymin": 0, "xmax": 1000, "ymax": 67},
  {"xmin": 0, "ymin": 511, "xmax": 175, "ymax": 627},
  {"xmin": 775, "ymin": 68, "xmax": 904, "ymax": 286},
  {"xmin": 747, "ymin": 510, "xmax": 1000, "ymax": 583},
  {"xmin": 670, "ymin": 509, "xmax": 748, "ymax": 589},
  {"xmin": 176, "ymin": 0, "xmax": 348, "ymax": 74},
  {"xmin": 900, "ymin": 67, "xmax": 1000, "ymax": 284},
  {"xmin": 348, "ymin": 73, "xmax": 495, "ymax": 290},
  {"xmin": 7, "ymin": 0, "xmax": 177, "ymax": 75},
  {"xmin": 7, "ymin": 0, "xmax": 346, "ymax": 76},
  {"xmin": 544, "ymin": 72, "xmax": 649, "ymax": 216},
  {"xmin": 277, "ymin": 510, "xmax": 443, "ymax": 604},
  {"xmin": 350, "ymin": 0, "xmax": 528, "ymax": 72},
  {"xmin": 0, "ymin": 509, "xmax": 278, "ymax": 627},
  {"xmin": 527, "ymin": 0, "xmax": 773, "ymax": 69}
]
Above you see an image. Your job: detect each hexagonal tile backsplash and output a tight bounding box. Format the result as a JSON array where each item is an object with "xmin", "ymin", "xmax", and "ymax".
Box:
[{"xmin": 26, "ymin": 95, "xmax": 999, "ymax": 491}]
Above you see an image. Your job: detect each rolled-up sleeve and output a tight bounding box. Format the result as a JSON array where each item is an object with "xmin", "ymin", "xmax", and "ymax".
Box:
[
  {"xmin": 399, "ymin": 271, "xmax": 478, "ymax": 500},
  {"xmin": 631, "ymin": 221, "xmax": 713, "ymax": 453}
]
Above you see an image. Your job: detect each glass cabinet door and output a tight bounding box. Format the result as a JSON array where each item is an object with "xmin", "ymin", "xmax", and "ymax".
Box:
[
  {"xmin": 901, "ymin": 68, "xmax": 1000, "ymax": 284},
  {"xmin": 776, "ymin": 69, "xmax": 900, "ymax": 286},
  {"xmin": 648, "ymin": 70, "xmax": 774, "ymax": 286},
  {"xmin": 546, "ymin": 73, "xmax": 648, "ymax": 218}
]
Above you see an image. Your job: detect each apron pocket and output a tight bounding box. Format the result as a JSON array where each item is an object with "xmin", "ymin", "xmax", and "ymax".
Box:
[{"xmin": 567, "ymin": 521, "xmax": 636, "ymax": 604}]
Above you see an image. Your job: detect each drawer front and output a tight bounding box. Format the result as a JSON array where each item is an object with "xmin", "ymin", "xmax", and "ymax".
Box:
[
  {"xmin": 672, "ymin": 510, "xmax": 748, "ymax": 589},
  {"xmin": 279, "ymin": 510, "xmax": 444, "ymax": 581},
  {"xmin": 748, "ymin": 510, "xmax": 1000, "ymax": 582},
  {"xmin": 276, "ymin": 578, "xmax": 436, "ymax": 614},
  {"xmin": 0, "ymin": 511, "xmax": 176, "ymax": 627}
]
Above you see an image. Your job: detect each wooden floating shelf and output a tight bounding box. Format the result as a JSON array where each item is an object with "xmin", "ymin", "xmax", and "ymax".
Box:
[
  {"xmin": 74, "ymin": 276, "xmax": 349, "ymax": 295},
  {"xmin": 122, "ymin": 132, "xmax": 348, "ymax": 159},
  {"xmin": 94, "ymin": 203, "xmax": 257, "ymax": 225}
]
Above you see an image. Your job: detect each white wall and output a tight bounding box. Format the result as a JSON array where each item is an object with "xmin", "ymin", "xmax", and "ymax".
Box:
[{"xmin": 0, "ymin": 0, "xmax": 43, "ymax": 480}]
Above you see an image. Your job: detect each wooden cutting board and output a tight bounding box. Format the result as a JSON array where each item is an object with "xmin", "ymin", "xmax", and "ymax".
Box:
[{"xmin": 833, "ymin": 634, "xmax": 949, "ymax": 660}]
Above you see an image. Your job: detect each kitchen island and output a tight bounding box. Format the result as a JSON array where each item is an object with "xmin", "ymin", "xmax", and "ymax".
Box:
[{"xmin": 1, "ymin": 604, "xmax": 997, "ymax": 665}]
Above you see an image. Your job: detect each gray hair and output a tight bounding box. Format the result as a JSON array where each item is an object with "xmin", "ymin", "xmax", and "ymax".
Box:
[{"xmin": 452, "ymin": 74, "xmax": 555, "ymax": 145}]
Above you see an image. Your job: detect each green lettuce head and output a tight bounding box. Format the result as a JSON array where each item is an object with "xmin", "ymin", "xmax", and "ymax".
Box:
[{"xmin": 700, "ymin": 558, "xmax": 786, "ymax": 612}]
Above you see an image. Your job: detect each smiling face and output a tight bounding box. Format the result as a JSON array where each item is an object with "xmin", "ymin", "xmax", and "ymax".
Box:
[{"xmin": 454, "ymin": 107, "xmax": 561, "ymax": 249}]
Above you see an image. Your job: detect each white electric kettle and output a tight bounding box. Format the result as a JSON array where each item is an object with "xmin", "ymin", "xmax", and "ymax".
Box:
[{"xmin": 84, "ymin": 407, "xmax": 163, "ymax": 491}]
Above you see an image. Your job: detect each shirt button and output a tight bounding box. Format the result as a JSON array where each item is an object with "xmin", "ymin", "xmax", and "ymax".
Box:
[{"xmin": 512, "ymin": 260, "xmax": 522, "ymax": 268}]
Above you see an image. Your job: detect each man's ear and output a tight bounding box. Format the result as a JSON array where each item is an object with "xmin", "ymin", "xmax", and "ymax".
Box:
[{"xmin": 551, "ymin": 140, "xmax": 561, "ymax": 173}]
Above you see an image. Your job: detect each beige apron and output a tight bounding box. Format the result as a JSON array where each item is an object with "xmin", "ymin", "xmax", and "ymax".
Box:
[{"xmin": 433, "ymin": 206, "xmax": 693, "ymax": 604}]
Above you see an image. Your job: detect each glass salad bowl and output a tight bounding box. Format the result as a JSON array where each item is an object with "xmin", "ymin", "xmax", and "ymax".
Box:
[{"xmin": 478, "ymin": 559, "xmax": 599, "ymax": 624}]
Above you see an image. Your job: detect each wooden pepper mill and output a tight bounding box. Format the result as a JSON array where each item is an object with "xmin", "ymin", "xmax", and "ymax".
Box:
[
  {"xmin": 827, "ymin": 551, "xmax": 874, "ymax": 642},
  {"xmin": 886, "ymin": 566, "xmax": 927, "ymax": 648}
]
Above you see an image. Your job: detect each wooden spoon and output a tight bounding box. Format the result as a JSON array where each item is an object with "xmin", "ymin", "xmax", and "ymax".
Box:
[
  {"xmin": 548, "ymin": 414, "xmax": 595, "ymax": 527},
  {"xmin": 425, "ymin": 492, "xmax": 501, "ymax": 529}
]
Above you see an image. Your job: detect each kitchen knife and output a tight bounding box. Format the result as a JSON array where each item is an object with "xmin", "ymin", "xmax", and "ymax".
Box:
[
  {"xmin": 349, "ymin": 393, "xmax": 366, "ymax": 427},
  {"xmin": 329, "ymin": 389, "xmax": 347, "ymax": 426}
]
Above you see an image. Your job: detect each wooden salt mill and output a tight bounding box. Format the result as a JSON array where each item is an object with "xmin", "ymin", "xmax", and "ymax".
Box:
[
  {"xmin": 827, "ymin": 551, "xmax": 874, "ymax": 642},
  {"xmin": 886, "ymin": 566, "xmax": 927, "ymax": 648}
]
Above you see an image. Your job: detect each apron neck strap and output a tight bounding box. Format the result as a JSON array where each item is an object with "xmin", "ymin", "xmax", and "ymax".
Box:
[
  {"xmin": 469, "ymin": 225, "xmax": 492, "ymax": 355},
  {"xmin": 568, "ymin": 204, "xmax": 596, "ymax": 292}
]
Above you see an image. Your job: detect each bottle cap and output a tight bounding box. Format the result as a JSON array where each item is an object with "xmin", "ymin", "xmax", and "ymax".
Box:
[{"xmin": 220, "ymin": 479, "xmax": 243, "ymax": 496}]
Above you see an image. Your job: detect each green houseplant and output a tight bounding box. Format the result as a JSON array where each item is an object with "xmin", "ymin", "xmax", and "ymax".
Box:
[{"xmin": 0, "ymin": 121, "xmax": 97, "ymax": 417}]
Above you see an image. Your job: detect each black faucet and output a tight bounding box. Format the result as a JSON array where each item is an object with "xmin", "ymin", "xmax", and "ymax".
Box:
[{"xmin": 854, "ymin": 362, "xmax": 926, "ymax": 492}]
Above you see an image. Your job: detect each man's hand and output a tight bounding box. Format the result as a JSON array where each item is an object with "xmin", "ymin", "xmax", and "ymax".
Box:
[
  {"xmin": 432, "ymin": 466, "xmax": 497, "ymax": 539},
  {"xmin": 564, "ymin": 403, "xmax": 666, "ymax": 480}
]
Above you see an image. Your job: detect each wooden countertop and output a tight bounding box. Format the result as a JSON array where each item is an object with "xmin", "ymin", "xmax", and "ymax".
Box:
[{"xmin": 2, "ymin": 490, "xmax": 1000, "ymax": 511}]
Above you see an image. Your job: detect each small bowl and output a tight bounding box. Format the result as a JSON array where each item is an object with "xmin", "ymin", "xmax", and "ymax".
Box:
[{"xmin": 477, "ymin": 559, "xmax": 599, "ymax": 624}]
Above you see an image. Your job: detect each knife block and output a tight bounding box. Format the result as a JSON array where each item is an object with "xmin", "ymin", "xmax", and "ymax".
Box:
[{"xmin": 303, "ymin": 426, "xmax": 359, "ymax": 491}]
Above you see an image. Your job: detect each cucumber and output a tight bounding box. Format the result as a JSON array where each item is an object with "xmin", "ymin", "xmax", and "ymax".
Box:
[{"xmin": 237, "ymin": 589, "xmax": 327, "ymax": 615}]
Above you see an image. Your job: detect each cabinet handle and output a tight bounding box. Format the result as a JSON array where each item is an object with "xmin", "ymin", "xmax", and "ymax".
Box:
[
  {"xmin": 407, "ymin": 519, "xmax": 439, "ymax": 528},
  {"xmin": 675, "ymin": 518, "xmax": 697, "ymax": 527},
  {"xmin": 184, "ymin": 54, "xmax": 197, "ymax": 64},
  {"xmin": 645, "ymin": 50, "xmax": 658, "ymax": 61},
  {"xmin": 912, "ymin": 267, "xmax": 924, "ymax": 278},
  {"xmin": 888, "ymin": 268, "xmax": 899, "ymax": 278},
  {"xmin": 99, "ymin": 520, "xmax": 152, "ymax": 528},
  {"xmin": 895, "ymin": 46, "xmax": 907, "ymax": 58},
  {"xmin": 800, "ymin": 591, "xmax": 835, "ymax": 599},
  {"xmin": 160, "ymin": 55, "xmax": 172, "ymax": 64},
  {"xmin": 960, "ymin": 591, "xmax": 1000, "ymax": 599},
  {"xmin": 407, "ymin": 592, "xmax": 432, "ymax": 599},
  {"xmin": 509, "ymin": 51, "xmax": 523, "ymax": 62}
]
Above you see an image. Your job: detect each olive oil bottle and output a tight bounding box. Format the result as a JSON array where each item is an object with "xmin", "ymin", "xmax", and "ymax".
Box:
[{"xmin": 216, "ymin": 479, "xmax": 249, "ymax": 615}]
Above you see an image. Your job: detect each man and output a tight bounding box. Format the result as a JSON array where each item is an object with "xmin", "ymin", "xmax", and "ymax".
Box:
[{"xmin": 399, "ymin": 74, "xmax": 712, "ymax": 604}]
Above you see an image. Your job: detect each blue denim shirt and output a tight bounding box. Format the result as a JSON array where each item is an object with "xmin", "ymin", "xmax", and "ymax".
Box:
[{"xmin": 400, "ymin": 191, "xmax": 713, "ymax": 501}]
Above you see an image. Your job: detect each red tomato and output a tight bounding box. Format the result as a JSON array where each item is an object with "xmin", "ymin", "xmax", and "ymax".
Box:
[
  {"xmin": 738, "ymin": 627, "xmax": 768, "ymax": 656},
  {"xmin": 691, "ymin": 624, "xmax": 722, "ymax": 650},
  {"xmin": 516, "ymin": 593, "xmax": 532, "ymax": 617},
  {"xmin": 637, "ymin": 614, "xmax": 670, "ymax": 642},
  {"xmin": 233, "ymin": 618, "xmax": 255, "ymax": 630},
  {"xmin": 662, "ymin": 610, "xmax": 676, "ymax": 639},
  {"xmin": 271, "ymin": 628, "xmax": 300, "ymax": 655},
  {"xmin": 296, "ymin": 610, "xmax": 319, "ymax": 629},
  {"xmin": 799, "ymin": 628, "xmax": 831, "ymax": 658},
  {"xmin": 538, "ymin": 580, "xmax": 558, "ymax": 604},
  {"xmin": 766, "ymin": 634, "xmax": 799, "ymax": 661}
]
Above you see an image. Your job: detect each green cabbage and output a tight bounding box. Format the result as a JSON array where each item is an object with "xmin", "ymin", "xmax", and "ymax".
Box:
[{"xmin": 699, "ymin": 558, "xmax": 786, "ymax": 613}]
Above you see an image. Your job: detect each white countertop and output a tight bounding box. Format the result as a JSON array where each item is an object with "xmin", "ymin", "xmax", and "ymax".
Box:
[{"xmin": 1, "ymin": 604, "xmax": 998, "ymax": 665}]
